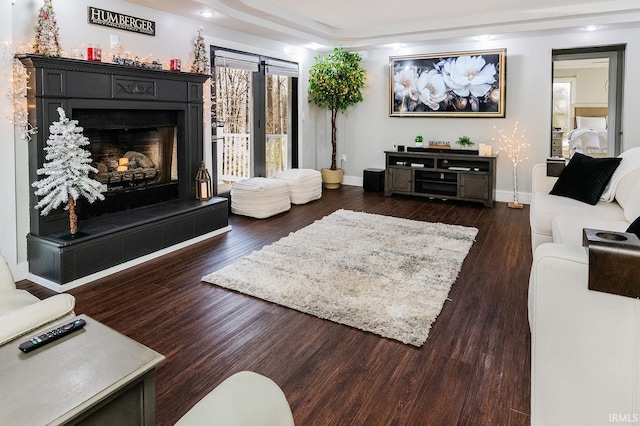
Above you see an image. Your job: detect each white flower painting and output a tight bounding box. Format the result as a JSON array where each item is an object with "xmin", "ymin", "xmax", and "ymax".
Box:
[{"xmin": 390, "ymin": 49, "xmax": 506, "ymax": 117}]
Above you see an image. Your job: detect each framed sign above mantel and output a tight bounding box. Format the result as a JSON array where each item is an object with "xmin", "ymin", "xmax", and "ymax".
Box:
[
  {"xmin": 88, "ymin": 6, "xmax": 156, "ymax": 36},
  {"xmin": 390, "ymin": 48, "xmax": 506, "ymax": 118}
]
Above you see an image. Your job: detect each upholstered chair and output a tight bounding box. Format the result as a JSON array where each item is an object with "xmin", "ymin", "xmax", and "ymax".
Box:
[
  {"xmin": 175, "ymin": 371, "xmax": 295, "ymax": 426},
  {"xmin": 0, "ymin": 255, "xmax": 75, "ymax": 346}
]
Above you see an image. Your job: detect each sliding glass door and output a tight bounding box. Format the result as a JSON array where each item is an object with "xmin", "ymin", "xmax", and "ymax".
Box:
[{"xmin": 213, "ymin": 49, "xmax": 298, "ymax": 191}]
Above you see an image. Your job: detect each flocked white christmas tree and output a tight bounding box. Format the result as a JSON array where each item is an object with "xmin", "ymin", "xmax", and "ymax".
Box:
[
  {"xmin": 190, "ymin": 27, "xmax": 210, "ymax": 74},
  {"xmin": 33, "ymin": 0, "xmax": 61, "ymax": 57},
  {"xmin": 32, "ymin": 107, "xmax": 105, "ymax": 235}
]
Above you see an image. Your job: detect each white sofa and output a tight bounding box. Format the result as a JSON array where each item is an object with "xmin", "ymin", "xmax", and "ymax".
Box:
[
  {"xmin": 528, "ymin": 149, "xmax": 640, "ymax": 425},
  {"xmin": 529, "ymin": 148, "xmax": 640, "ymax": 251},
  {"xmin": 0, "ymin": 255, "xmax": 76, "ymax": 346}
]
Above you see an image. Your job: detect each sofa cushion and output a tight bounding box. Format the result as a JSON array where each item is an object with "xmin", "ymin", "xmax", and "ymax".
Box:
[
  {"xmin": 621, "ymin": 175, "xmax": 640, "ymax": 223},
  {"xmin": 601, "ymin": 147, "xmax": 640, "ymax": 202},
  {"xmin": 627, "ymin": 216, "xmax": 640, "ymax": 239},
  {"xmin": 550, "ymin": 153, "xmax": 621, "ymax": 205},
  {"xmin": 530, "ymin": 192, "xmax": 627, "ymax": 240},
  {"xmin": 0, "ymin": 290, "xmax": 40, "ymax": 317},
  {"xmin": 552, "ymin": 215, "xmax": 630, "ymax": 246}
]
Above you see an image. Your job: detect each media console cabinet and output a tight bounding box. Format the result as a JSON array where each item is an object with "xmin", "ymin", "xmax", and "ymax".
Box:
[{"xmin": 384, "ymin": 150, "xmax": 497, "ymax": 207}]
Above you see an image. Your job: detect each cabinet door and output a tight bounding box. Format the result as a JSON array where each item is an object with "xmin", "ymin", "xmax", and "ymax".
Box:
[
  {"xmin": 389, "ymin": 167, "xmax": 412, "ymax": 192},
  {"xmin": 459, "ymin": 173, "xmax": 488, "ymax": 200}
]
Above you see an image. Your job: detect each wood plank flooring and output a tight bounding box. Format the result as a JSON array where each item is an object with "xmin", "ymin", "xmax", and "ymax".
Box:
[{"xmin": 18, "ymin": 186, "xmax": 532, "ymax": 425}]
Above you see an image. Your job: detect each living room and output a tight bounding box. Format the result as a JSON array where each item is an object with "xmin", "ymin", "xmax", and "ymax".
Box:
[{"xmin": 1, "ymin": 0, "xmax": 640, "ymax": 425}]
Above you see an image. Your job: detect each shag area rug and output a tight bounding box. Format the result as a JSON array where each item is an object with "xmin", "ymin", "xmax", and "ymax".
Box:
[{"xmin": 202, "ymin": 209, "xmax": 478, "ymax": 346}]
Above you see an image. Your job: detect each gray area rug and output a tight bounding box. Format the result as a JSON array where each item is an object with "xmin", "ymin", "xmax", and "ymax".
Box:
[{"xmin": 202, "ymin": 209, "xmax": 478, "ymax": 346}]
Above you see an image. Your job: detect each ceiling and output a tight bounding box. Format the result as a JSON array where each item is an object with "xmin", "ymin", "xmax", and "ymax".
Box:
[{"xmin": 126, "ymin": 0, "xmax": 640, "ymax": 49}]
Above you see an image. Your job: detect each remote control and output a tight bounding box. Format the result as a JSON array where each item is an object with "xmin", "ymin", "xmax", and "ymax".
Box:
[{"xmin": 18, "ymin": 318, "xmax": 86, "ymax": 353}]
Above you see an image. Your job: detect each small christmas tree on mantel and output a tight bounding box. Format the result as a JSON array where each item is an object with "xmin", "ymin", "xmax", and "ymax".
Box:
[
  {"xmin": 32, "ymin": 107, "xmax": 105, "ymax": 235},
  {"xmin": 190, "ymin": 27, "xmax": 210, "ymax": 74},
  {"xmin": 33, "ymin": 0, "xmax": 61, "ymax": 57}
]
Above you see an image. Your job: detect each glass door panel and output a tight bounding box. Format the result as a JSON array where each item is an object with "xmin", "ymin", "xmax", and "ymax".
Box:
[
  {"xmin": 265, "ymin": 74, "xmax": 290, "ymax": 177},
  {"xmin": 215, "ymin": 66, "xmax": 253, "ymax": 189}
]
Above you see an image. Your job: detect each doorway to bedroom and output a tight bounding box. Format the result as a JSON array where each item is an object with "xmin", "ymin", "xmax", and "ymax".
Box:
[{"xmin": 551, "ymin": 44, "xmax": 625, "ymax": 158}]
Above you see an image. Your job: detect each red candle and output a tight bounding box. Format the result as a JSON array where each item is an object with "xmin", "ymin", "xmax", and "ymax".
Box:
[{"xmin": 87, "ymin": 46, "xmax": 102, "ymax": 61}]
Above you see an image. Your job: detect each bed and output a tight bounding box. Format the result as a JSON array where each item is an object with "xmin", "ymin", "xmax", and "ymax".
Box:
[{"xmin": 567, "ymin": 106, "xmax": 608, "ymax": 157}]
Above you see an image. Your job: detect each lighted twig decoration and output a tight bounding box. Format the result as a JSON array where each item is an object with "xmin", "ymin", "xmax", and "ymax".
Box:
[
  {"xmin": 493, "ymin": 121, "xmax": 529, "ymax": 208},
  {"xmin": 11, "ymin": 59, "xmax": 37, "ymax": 141},
  {"xmin": 1, "ymin": 40, "xmax": 38, "ymax": 141}
]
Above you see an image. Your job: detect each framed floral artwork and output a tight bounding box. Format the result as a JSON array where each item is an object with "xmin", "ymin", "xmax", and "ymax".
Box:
[{"xmin": 390, "ymin": 49, "xmax": 506, "ymax": 117}]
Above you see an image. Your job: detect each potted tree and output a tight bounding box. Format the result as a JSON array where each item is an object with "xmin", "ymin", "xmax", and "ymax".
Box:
[{"xmin": 308, "ymin": 47, "xmax": 366, "ymax": 189}]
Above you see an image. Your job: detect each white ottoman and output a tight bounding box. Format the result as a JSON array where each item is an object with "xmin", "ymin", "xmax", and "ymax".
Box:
[
  {"xmin": 272, "ymin": 169, "xmax": 322, "ymax": 205},
  {"xmin": 231, "ymin": 178, "xmax": 291, "ymax": 219}
]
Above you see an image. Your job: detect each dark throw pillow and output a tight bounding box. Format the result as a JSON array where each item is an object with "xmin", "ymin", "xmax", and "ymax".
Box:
[
  {"xmin": 550, "ymin": 153, "xmax": 622, "ymax": 205},
  {"xmin": 627, "ymin": 216, "xmax": 640, "ymax": 239}
]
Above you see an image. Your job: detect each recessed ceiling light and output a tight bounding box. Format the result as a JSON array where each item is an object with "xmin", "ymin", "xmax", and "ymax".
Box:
[
  {"xmin": 304, "ymin": 43, "xmax": 323, "ymax": 50},
  {"xmin": 476, "ymin": 35, "xmax": 493, "ymax": 41},
  {"xmin": 199, "ymin": 11, "xmax": 215, "ymax": 18},
  {"xmin": 584, "ymin": 25, "xmax": 600, "ymax": 32},
  {"xmin": 387, "ymin": 43, "xmax": 405, "ymax": 49}
]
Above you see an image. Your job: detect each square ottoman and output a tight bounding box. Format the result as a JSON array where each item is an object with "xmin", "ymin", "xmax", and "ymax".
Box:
[
  {"xmin": 231, "ymin": 178, "xmax": 291, "ymax": 219},
  {"xmin": 272, "ymin": 169, "xmax": 322, "ymax": 205}
]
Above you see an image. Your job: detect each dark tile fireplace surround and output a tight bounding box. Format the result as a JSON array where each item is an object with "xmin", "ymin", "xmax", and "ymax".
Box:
[{"xmin": 19, "ymin": 54, "xmax": 228, "ymax": 287}]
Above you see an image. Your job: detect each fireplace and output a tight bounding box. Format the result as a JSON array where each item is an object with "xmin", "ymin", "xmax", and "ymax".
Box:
[
  {"xmin": 19, "ymin": 54, "xmax": 228, "ymax": 287},
  {"xmin": 74, "ymin": 109, "xmax": 181, "ymax": 219}
]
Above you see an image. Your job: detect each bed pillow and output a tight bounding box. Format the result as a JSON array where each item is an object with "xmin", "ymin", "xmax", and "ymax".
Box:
[
  {"xmin": 576, "ymin": 116, "xmax": 607, "ymax": 129},
  {"xmin": 550, "ymin": 153, "xmax": 622, "ymax": 205}
]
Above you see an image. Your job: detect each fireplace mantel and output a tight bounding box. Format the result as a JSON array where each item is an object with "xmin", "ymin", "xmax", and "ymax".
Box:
[{"xmin": 19, "ymin": 54, "xmax": 229, "ymax": 288}]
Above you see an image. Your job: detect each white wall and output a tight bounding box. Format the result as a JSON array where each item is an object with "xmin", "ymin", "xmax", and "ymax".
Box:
[
  {"xmin": 555, "ymin": 67, "xmax": 609, "ymax": 105},
  {"xmin": 0, "ymin": 0, "xmax": 16, "ymax": 274},
  {"xmin": 321, "ymin": 28, "xmax": 640, "ymax": 201}
]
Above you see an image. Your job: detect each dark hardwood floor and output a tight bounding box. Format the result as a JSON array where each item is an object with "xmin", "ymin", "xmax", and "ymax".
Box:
[{"xmin": 18, "ymin": 186, "xmax": 532, "ymax": 425}]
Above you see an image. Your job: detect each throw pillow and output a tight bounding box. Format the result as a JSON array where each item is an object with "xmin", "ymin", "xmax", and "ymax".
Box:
[
  {"xmin": 627, "ymin": 216, "xmax": 640, "ymax": 239},
  {"xmin": 550, "ymin": 153, "xmax": 622, "ymax": 205}
]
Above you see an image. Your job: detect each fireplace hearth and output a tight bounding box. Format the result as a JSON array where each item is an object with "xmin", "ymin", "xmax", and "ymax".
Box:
[{"xmin": 19, "ymin": 54, "xmax": 228, "ymax": 287}]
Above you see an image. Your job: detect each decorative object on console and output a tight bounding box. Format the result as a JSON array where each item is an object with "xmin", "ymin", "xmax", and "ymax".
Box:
[
  {"xmin": 456, "ymin": 135, "xmax": 474, "ymax": 149},
  {"xmin": 195, "ymin": 162, "xmax": 212, "ymax": 200},
  {"xmin": 493, "ymin": 121, "xmax": 528, "ymax": 209},
  {"xmin": 389, "ymin": 49, "xmax": 506, "ymax": 117},
  {"xmin": 549, "ymin": 153, "xmax": 621, "ymax": 205},
  {"xmin": 32, "ymin": 107, "xmax": 105, "ymax": 235},
  {"xmin": 308, "ymin": 47, "xmax": 366, "ymax": 188},
  {"xmin": 582, "ymin": 228, "xmax": 640, "ymax": 298},
  {"xmin": 428, "ymin": 141, "xmax": 451, "ymax": 149},
  {"xmin": 478, "ymin": 143, "xmax": 492, "ymax": 156},
  {"xmin": 414, "ymin": 135, "xmax": 424, "ymax": 147},
  {"xmin": 190, "ymin": 27, "xmax": 210, "ymax": 74},
  {"xmin": 33, "ymin": 0, "xmax": 61, "ymax": 57}
]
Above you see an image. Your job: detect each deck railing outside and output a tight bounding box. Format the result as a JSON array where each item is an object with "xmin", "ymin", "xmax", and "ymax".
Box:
[{"xmin": 217, "ymin": 133, "xmax": 287, "ymax": 183}]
